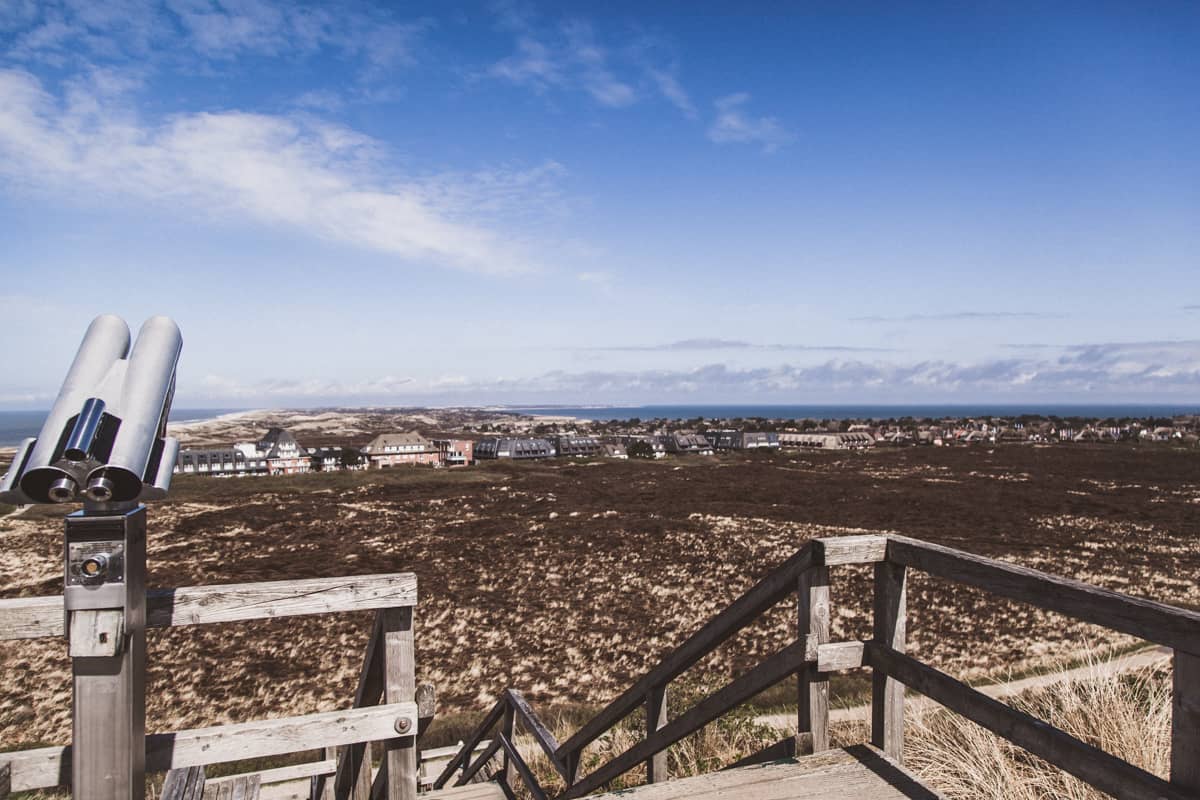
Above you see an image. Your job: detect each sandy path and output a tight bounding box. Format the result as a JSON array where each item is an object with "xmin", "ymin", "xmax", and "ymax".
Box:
[{"xmin": 758, "ymin": 644, "xmax": 1173, "ymax": 730}]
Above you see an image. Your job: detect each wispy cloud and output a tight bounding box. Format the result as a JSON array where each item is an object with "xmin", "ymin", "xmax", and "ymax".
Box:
[
  {"xmin": 707, "ymin": 93, "xmax": 793, "ymax": 153},
  {"xmin": 647, "ymin": 67, "xmax": 695, "ymax": 117},
  {"xmin": 487, "ymin": 19, "xmax": 636, "ymax": 108},
  {"xmin": 0, "ymin": 67, "xmax": 561, "ymax": 273},
  {"xmin": 5, "ymin": 0, "xmax": 428, "ymax": 71},
  {"xmin": 582, "ymin": 339, "xmax": 894, "ymax": 353},
  {"xmin": 853, "ymin": 311, "xmax": 1066, "ymax": 323},
  {"xmin": 1185, "ymin": 305, "xmax": 1200, "ymax": 311}
]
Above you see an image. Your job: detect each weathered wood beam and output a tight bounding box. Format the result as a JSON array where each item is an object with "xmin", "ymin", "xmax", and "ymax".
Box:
[
  {"xmin": 381, "ymin": 606, "xmax": 416, "ymax": 800},
  {"xmin": 886, "ymin": 536, "xmax": 1200, "ymax": 653},
  {"xmin": 6, "ymin": 703, "xmax": 417, "ymax": 793},
  {"xmin": 207, "ymin": 760, "xmax": 335, "ymax": 787},
  {"xmin": 160, "ymin": 766, "xmax": 206, "ymax": 800},
  {"xmin": 334, "ymin": 613, "xmax": 385, "ymax": 800},
  {"xmin": 1172, "ymin": 650, "xmax": 1200, "ymax": 792},
  {"xmin": 496, "ymin": 735, "xmax": 548, "ymax": 800},
  {"xmin": 504, "ymin": 690, "xmax": 567, "ymax": 781},
  {"xmin": 645, "ymin": 685, "xmax": 668, "ymax": 784},
  {"xmin": 0, "ymin": 574, "xmax": 418, "ymax": 641},
  {"xmin": 865, "ymin": 643, "xmax": 1189, "ymax": 800},
  {"xmin": 555, "ymin": 543, "xmax": 815, "ymax": 761},
  {"xmin": 796, "ymin": 566, "xmax": 830, "ymax": 755},
  {"xmin": 561, "ymin": 638, "xmax": 811, "ymax": 800},
  {"xmin": 816, "ymin": 641, "xmax": 865, "ymax": 672},
  {"xmin": 812, "ymin": 535, "xmax": 888, "ymax": 566},
  {"xmin": 453, "ymin": 738, "xmax": 502, "ymax": 787},
  {"xmin": 872, "ymin": 561, "xmax": 906, "ymax": 762},
  {"xmin": 432, "ymin": 701, "xmax": 505, "ymax": 789}
]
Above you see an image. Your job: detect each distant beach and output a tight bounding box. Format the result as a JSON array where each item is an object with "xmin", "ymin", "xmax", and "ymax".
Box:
[{"xmin": 0, "ymin": 408, "xmax": 251, "ymax": 447}]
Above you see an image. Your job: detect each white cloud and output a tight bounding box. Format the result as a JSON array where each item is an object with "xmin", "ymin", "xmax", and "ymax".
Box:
[
  {"xmin": 648, "ymin": 67, "xmax": 695, "ymax": 117},
  {"xmin": 0, "ymin": 67, "xmax": 560, "ymax": 273},
  {"xmin": 486, "ymin": 18, "xmax": 638, "ymax": 109},
  {"xmin": 707, "ymin": 92, "xmax": 793, "ymax": 153},
  {"xmin": 4, "ymin": 0, "xmax": 426, "ymax": 79}
]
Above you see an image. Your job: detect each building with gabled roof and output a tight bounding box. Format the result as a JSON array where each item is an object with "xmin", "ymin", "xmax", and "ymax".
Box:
[{"xmin": 362, "ymin": 432, "xmax": 439, "ymax": 467}]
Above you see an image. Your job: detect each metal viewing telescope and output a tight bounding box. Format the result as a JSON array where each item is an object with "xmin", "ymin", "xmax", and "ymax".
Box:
[{"xmin": 1, "ymin": 314, "xmax": 182, "ymax": 800}]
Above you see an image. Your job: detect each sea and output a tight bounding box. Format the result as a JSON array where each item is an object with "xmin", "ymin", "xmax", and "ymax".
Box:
[
  {"xmin": 506, "ymin": 404, "xmax": 1200, "ymax": 423},
  {"xmin": 3, "ymin": 404, "xmax": 1197, "ymax": 447},
  {"xmin": 0, "ymin": 408, "xmax": 247, "ymax": 447}
]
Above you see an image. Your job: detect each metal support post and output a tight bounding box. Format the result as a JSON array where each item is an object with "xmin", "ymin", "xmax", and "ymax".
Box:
[{"xmin": 64, "ymin": 504, "xmax": 147, "ymax": 800}]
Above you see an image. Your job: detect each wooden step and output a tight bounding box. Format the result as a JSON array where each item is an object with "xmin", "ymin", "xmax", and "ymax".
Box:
[
  {"xmin": 588, "ymin": 745, "xmax": 940, "ymax": 800},
  {"xmin": 422, "ymin": 782, "xmax": 508, "ymax": 800}
]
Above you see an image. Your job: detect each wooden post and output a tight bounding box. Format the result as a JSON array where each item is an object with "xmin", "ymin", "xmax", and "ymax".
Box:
[
  {"xmin": 501, "ymin": 705, "xmax": 516, "ymax": 790},
  {"xmin": 1, "ymin": 761, "xmax": 11, "ymax": 800},
  {"xmin": 645, "ymin": 685, "xmax": 668, "ymax": 783},
  {"xmin": 796, "ymin": 566, "xmax": 830, "ymax": 755},
  {"xmin": 381, "ymin": 606, "xmax": 417, "ymax": 800},
  {"xmin": 1172, "ymin": 651, "xmax": 1200, "ymax": 791},
  {"xmin": 872, "ymin": 561, "xmax": 906, "ymax": 761}
]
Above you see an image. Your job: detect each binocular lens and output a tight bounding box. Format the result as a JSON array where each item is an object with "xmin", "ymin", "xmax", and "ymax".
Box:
[{"xmin": 48, "ymin": 477, "xmax": 76, "ymax": 503}]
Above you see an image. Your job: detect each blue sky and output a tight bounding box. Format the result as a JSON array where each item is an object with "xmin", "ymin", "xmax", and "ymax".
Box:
[{"xmin": 0, "ymin": 1, "xmax": 1197, "ymax": 408}]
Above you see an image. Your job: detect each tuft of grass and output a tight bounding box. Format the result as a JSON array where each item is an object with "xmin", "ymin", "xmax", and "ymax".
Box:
[{"xmin": 907, "ymin": 656, "xmax": 1171, "ymax": 799}]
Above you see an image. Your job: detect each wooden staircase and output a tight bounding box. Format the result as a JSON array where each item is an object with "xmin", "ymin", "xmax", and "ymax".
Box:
[
  {"xmin": 434, "ymin": 534, "xmax": 1200, "ymax": 800},
  {"xmin": 589, "ymin": 746, "xmax": 937, "ymax": 800}
]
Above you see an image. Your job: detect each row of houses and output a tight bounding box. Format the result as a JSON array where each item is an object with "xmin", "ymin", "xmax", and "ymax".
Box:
[{"xmin": 175, "ymin": 429, "xmax": 476, "ymax": 476}]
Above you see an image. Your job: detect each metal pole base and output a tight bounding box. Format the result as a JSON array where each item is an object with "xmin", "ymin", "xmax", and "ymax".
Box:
[{"xmin": 65, "ymin": 505, "xmax": 146, "ymax": 800}]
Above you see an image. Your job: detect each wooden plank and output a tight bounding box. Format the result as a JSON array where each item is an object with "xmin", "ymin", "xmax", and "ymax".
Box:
[
  {"xmin": 556, "ymin": 544, "xmax": 815, "ymax": 762},
  {"xmin": 496, "ymin": 736, "xmax": 547, "ymax": 800},
  {"xmin": 871, "ymin": 562, "xmax": 906, "ymax": 762},
  {"xmin": 865, "ymin": 643, "xmax": 1189, "ymax": 800},
  {"xmin": 812, "ymin": 535, "xmax": 888, "ymax": 566},
  {"xmin": 587, "ymin": 745, "xmax": 934, "ymax": 800},
  {"xmin": 432, "ymin": 702, "xmax": 505, "ymax": 789},
  {"xmin": 162, "ymin": 766, "xmax": 206, "ymax": 800},
  {"xmin": 720, "ymin": 736, "xmax": 795, "ymax": 771},
  {"xmin": 561, "ymin": 638, "xmax": 812, "ymax": 800},
  {"xmin": 797, "ymin": 566, "xmax": 830, "ymax": 755},
  {"xmin": 817, "ymin": 641, "xmax": 865, "ymax": 672},
  {"xmin": 1172, "ymin": 650, "xmax": 1200, "ymax": 791},
  {"xmin": 645, "ymin": 685, "xmax": 668, "ymax": 783},
  {"xmin": 381, "ymin": 606, "xmax": 416, "ymax": 800},
  {"xmin": 334, "ymin": 614, "xmax": 384, "ymax": 800},
  {"xmin": 416, "ymin": 683, "xmax": 436, "ymax": 739},
  {"xmin": 67, "ymin": 609, "xmax": 124, "ymax": 657},
  {"xmin": 504, "ymin": 690, "xmax": 566, "ymax": 780},
  {"xmin": 454, "ymin": 738, "xmax": 502, "ymax": 787},
  {"xmin": 7, "ymin": 703, "xmax": 416, "ymax": 793},
  {"xmin": 0, "ymin": 574, "xmax": 417, "ymax": 641},
  {"xmin": 886, "ymin": 535, "xmax": 1200, "ymax": 653},
  {"xmin": 207, "ymin": 760, "xmax": 335, "ymax": 787}
]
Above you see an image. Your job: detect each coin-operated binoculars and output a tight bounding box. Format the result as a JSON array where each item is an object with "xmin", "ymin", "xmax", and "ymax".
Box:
[{"xmin": 1, "ymin": 314, "xmax": 182, "ymax": 800}]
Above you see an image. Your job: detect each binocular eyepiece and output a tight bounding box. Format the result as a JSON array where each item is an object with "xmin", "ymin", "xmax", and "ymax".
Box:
[{"xmin": 0, "ymin": 314, "xmax": 183, "ymax": 506}]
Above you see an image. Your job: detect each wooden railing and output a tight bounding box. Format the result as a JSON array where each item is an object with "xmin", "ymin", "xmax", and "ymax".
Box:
[
  {"xmin": 0, "ymin": 573, "xmax": 430, "ymax": 800},
  {"xmin": 434, "ymin": 534, "xmax": 1200, "ymax": 800}
]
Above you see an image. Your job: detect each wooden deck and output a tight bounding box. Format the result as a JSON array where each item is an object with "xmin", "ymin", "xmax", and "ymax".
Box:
[
  {"xmin": 424, "ymin": 783, "xmax": 508, "ymax": 800},
  {"xmin": 588, "ymin": 746, "xmax": 940, "ymax": 800}
]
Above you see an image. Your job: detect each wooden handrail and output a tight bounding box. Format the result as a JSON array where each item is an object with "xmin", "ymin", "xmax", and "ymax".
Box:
[
  {"xmin": 560, "ymin": 638, "xmax": 814, "ymax": 799},
  {"xmin": 436, "ymin": 533, "xmax": 1200, "ymax": 799},
  {"xmin": 886, "ymin": 536, "xmax": 1200, "ymax": 654},
  {"xmin": 0, "ymin": 573, "xmax": 418, "ymax": 641},
  {"xmin": 7, "ymin": 702, "xmax": 418, "ymax": 793},
  {"xmin": 432, "ymin": 699, "xmax": 506, "ymax": 788},
  {"xmin": 554, "ymin": 542, "xmax": 821, "ymax": 762},
  {"xmin": 864, "ymin": 643, "xmax": 1188, "ymax": 800}
]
